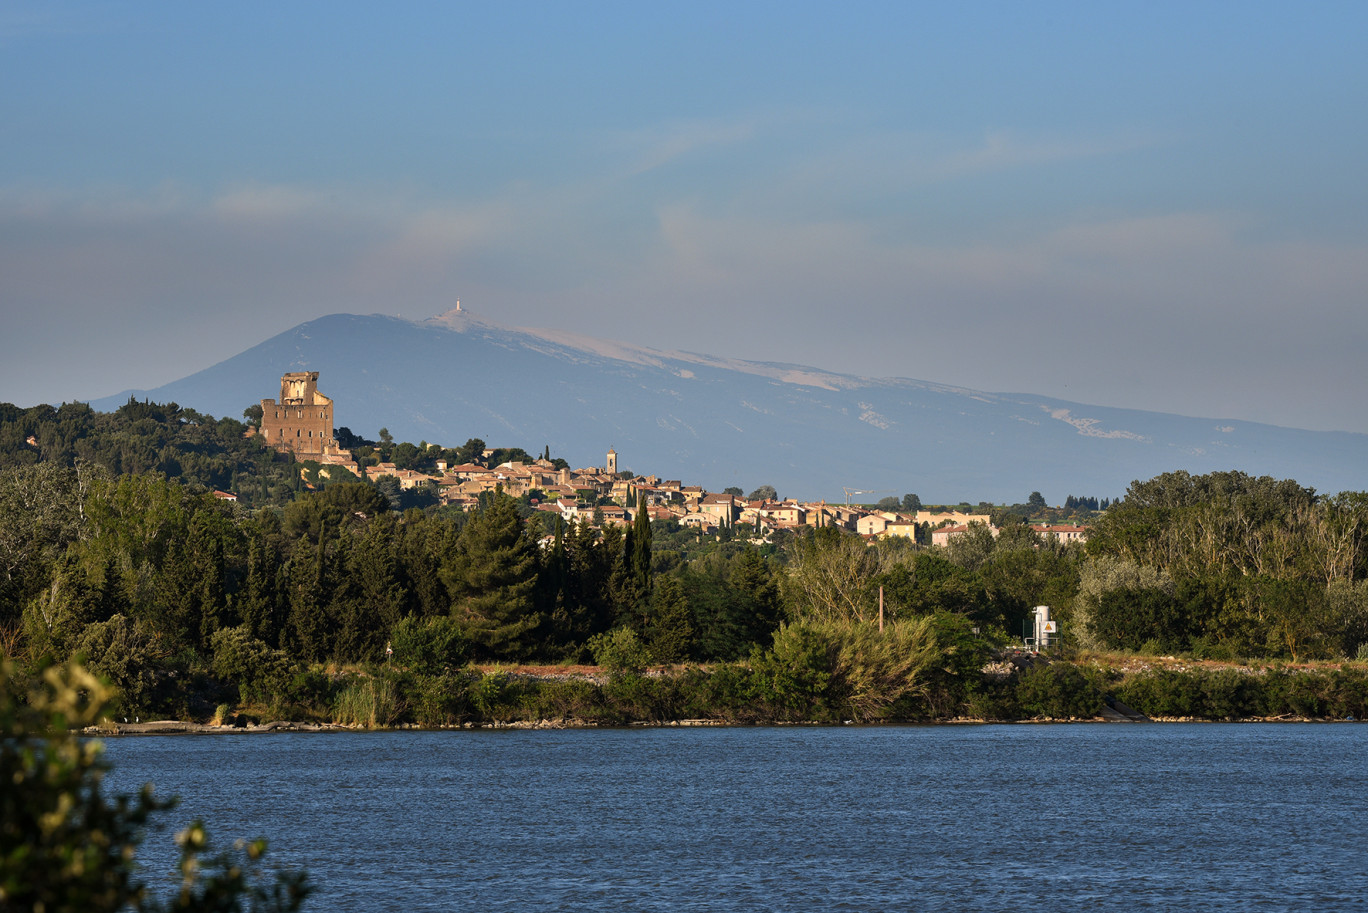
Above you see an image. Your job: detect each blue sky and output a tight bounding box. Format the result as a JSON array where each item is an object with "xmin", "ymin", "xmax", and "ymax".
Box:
[{"xmin": 3, "ymin": 2, "xmax": 1367, "ymax": 433}]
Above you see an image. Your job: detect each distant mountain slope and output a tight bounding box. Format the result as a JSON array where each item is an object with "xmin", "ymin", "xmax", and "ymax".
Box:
[{"xmin": 91, "ymin": 309, "xmax": 1368, "ymax": 503}]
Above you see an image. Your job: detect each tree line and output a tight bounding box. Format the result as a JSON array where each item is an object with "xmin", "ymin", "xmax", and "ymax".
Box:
[{"xmin": 5, "ymin": 400, "xmax": 1368, "ymax": 722}]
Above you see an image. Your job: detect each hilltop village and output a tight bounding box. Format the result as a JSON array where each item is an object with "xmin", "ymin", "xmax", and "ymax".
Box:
[
  {"xmin": 4, "ymin": 372, "xmax": 1366, "ymax": 735},
  {"xmin": 257, "ymin": 371, "xmax": 1088, "ymax": 546}
]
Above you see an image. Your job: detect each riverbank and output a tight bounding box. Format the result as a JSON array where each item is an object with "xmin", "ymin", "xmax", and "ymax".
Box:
[
  {"xmin": 88, "ymin": 657, "xmax": 1368, "ymax": 733},
  {"xmin": 78, "ymin": 652, "xmax": 1368, "ymax": 734}
]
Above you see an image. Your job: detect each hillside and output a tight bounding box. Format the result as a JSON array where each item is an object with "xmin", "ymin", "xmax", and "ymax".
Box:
[{"xmin": 92, "ymin": 308, "xmax": 1368, "ymax": 503}]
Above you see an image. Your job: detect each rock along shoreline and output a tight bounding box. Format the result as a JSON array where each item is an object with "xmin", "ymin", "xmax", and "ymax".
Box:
[{"xmin": 82, "ymin": 713, "xmax": 1358, "ymax": 736}]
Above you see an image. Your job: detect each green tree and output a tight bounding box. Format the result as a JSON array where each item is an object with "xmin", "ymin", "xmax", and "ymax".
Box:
[
  {"xmin": 455, "ymin": 438, "xmax": 487, "ymax": 466},
  {"xmin": 642, "ymin": 576, "xmax": 692, "ymax": 663},
  {"xmin": 784, "ymin": 529, "xmax": 893, "ymax": 625},
  {"xmin": 282, "ymin": 483, "xmax": 389, "ymax": 545},
  {"xmin": 631, "ymin": 492, "xmax": 652, "ymax": 602},
  {"xmin": 0, "ymin": 462, "xmax": 88, "ymax": 628},
  {"xmin": 210, "ymin": 625, "xmax": 293, "ymax": 706},
  {"xmin": 285, "ymin": 524, "xmax": 335, "ymax": 663},
  {"xmin": 442, "ymin": 489, "xmax": 542, "ymax": 660},
  {"xmin": 388, "ymin": 615, "xmax": 470, "ymax": 676}
]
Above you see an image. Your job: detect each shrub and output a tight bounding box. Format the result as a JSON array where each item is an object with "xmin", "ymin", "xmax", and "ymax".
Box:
[
  {"xmin": 402, "ymin": 672, "xmax": 470, "ymax": 727},
  {"xmin": 677, "ymin": 664, "xmax": 765, "ymax": 722},
  {"xmin": 71, "ymin": 615, "xmax": 160, "ymax": 716},
  {"xmin": 587, "ymin": 627, "xmax": 650, "ymax": 678},
  {"xmin": 601, "ymin": 673, "xmax": 682, "ymax": 723},
  {"xmin": 1015, "ymin": 662, "xmax": 1104, "ymax": 719},
  {"xmin": 752, "ymin": 617, "xmax": 949, "ymax": 722},
  {"xmin": 962, "ymin": 680, "xmax": 1020, "ymax": 721},
  {"xmin": 471, "ymin": 671, "xmax": 521, "ymax": 720},
  {"xmin": 1114, "ymin": 670, "xmax": 1204, "ymax": 718},
  {"xmin": 210, "ymin": 624, "xmax": 293, "ymax": 707},
  {"xmin": 389, "ymin": 616, "xmax": 470, "ymax": 677},
  {"xmin": 0, "ymin": 659, "xmax": 310, "ymax": 912},
  {"xmin": 828, "ymin": 618, "xmax": 942, "ymax": 721},
  {"xmin": 278, "ymin": 668, "xmax": 336, "ymax": 718},
  {"xmin": 519, "ymin": 679, "xmax": 602, "ymax": 722},
  {"xmin": 920, "ymin": 612, "xmax": 994, "ymax": 719},
  {"xmin": 751, "ymin": 624, "xmax": 837, "ymax": 719},
  {"xmin": 1198, "ymin": 669, "xmax": 1260, "ymax": 719}
]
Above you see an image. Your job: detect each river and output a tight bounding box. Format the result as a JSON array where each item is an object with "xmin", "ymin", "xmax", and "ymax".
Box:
[{"xmin": 102, "ymin": 724, "xmax": 1368, "ymax": 911}]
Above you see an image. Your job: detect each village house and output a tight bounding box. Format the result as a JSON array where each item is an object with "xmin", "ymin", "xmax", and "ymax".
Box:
[
  {"xmin": 879, "ymin": 519, "xmax": 920, "ymax": 541},
  {"xmin": 252, "ymin": 373, "xmax": 1079, "ymax": 545},
  {"xmin": 699, "ymin": 492, "xmax": 739, "ymax": 524},
  {"xmin": 678, "ymin": 510, "xmax": 720, "ymax": 533},
  {"xmin": 856, "ymin": 513, "xmax": 894, "ymax": 536},
  {"xmin": 931, "ymin": 523, "xmax": 999, "ymax": 548},
  {"xmin": 917, "ymin": 510, "xmax": 992, "ymax": 529},
  {"xmin": 1032, "ymin": 524, "xmax": 1089, "ymax": 544}
]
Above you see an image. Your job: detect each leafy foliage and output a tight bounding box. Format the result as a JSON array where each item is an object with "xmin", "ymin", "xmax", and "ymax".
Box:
[
  {"xmin": 0, "ymin": 659, "xmax": 310, "ymax": 911},
  {"xmin": 388, "ymin": 615, "xmax": 470, "ymax": 676}
]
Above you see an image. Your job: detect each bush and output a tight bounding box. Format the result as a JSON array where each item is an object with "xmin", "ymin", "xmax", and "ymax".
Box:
[
  {"xmin": 210, "ymin": 624, "xmax": 293, "ymax": 706},
  {"xmin": 587, "ymin": 627, "xmax": 650, "ymax": 678},
  {"xmin": 278, "ymin": 668, "xmax": 336, "ymax": 719},
  {"xmin": 751, "ymin": 624, "xmax": 837, "ymax": 719},
  {"xmin": 751, "ymin": 617, "xmax": 951, "ymax": 722},
  {"xmin": 72, "ymin": 615, "xmax": 160, "ymax": 716},
  {"xmin": 519, "ymin": 679, "xmax": 603, "ymax": 723},
  {"xmin": 0, "ymin": 659, "xmax": 310, "ymax": 912},
  {"xmin": 920, "ymin": 612, "xmax": 993, "ymax": 719},
  {"xmin": 470, "ymin": 671, "xmax": 521, "ymax": 720},
  {"xmin": 1113, "ymin": 670, "xmax": 1202, "ymax": 719},
  {"xmin": 601, "ymin": 673, "xmax": 682, "ymax": 723},
  {"xmin": 1198, "ymin": 668, "xmax": 1260, "ymax": 719},
  {"xmin": 677, "ymin": 664, "xmax": 765, "ymax": 722},
  {"xmin": 1188, "ymin": 636, "xmax": 1240, "ymax": 663},
  {"xmin": 962, "ymin": 680, "xmax": 1020, "ymax": 721},
  {"xmin": 389, "ymin": 616, "xmax": 470, "ymax": 677},
  {"xmin": 828, "ymin": 618, "xmax": 942, "ymax": 721},
  {"xmin": 1015, "ymin": 662, "xmax": 1104, "ymax": 719},
  {"xmin": 400, "ymin": 672, "xmax": 471, "ymax": 727}
]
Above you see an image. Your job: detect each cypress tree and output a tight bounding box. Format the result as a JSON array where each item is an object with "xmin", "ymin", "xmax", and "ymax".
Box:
[{"xmin": 631, "ymin": 491, "xmax": 651, "ymax": 601}]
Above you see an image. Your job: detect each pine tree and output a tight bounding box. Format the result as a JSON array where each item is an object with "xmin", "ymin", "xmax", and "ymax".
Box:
[
  {"xmin": 441, "ymin": 488, "xmax": 542, "ymax": 661},
  {"xmin": 643, "ymin": 576, "xmax": 692, "ymax": 663},
  {"xmin": 285, "ymin": 521, "xmax": 334, "ymax": 663},
  {"xmin": 241, "ymin": 523, "xmax": 283, "ymax": 647}
]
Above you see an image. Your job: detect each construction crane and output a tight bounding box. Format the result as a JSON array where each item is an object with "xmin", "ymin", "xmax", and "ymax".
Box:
[{"xmin": 842, "ymin": 487, "xmax": 894, "ymax": 506}]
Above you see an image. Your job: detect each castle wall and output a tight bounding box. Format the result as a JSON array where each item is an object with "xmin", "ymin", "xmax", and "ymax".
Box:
[{"xmin": 260, "ymin": 371, "xmax": 337, "ymax": 457}]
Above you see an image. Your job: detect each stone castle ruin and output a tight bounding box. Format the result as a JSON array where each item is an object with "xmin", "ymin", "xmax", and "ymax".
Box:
[{"xmin": 260, "ymin": 371, "xmax": 341, "ymax": 457}]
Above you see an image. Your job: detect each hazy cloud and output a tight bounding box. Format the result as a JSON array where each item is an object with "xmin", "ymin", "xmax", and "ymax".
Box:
[{"xmin": 617, "ymin": 118, "xmax": 760, "ymax": 175}]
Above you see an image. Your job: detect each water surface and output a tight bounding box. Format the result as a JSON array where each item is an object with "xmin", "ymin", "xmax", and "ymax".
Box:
[{"xmin": 103, "ymin": 724, "xmax": 1368, "ymax": 911}]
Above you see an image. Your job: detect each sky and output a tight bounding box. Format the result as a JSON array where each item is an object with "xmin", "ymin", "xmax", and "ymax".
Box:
[{"xmin": 3, "ymin": 2, "xmax": 1367, "ymax": 433}]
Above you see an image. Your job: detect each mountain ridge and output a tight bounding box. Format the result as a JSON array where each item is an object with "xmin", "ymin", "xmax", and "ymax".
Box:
[{"xmin": 89, "ymin": 309, "xmax": 1368, "ymax": 504}]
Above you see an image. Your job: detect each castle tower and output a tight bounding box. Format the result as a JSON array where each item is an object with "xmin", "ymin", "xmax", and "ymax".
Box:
[
  {"xmin": 606, "ymin": 448, "xmax": 617, "ymax": 475},
  {"xmin": 260, "ymin": 371, "xmax": 338, "ymax": 457}
]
